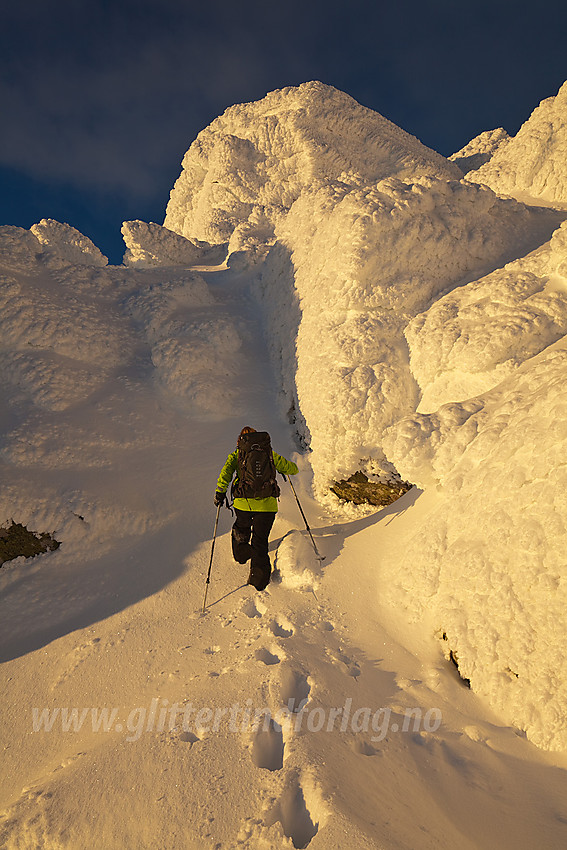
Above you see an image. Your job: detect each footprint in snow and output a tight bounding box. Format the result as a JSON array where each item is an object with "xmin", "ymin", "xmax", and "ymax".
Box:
[
  {"xmin": 178, "ymin": 730, "xmax": 200, "ymax": 746},
  {"xmin": 351, "ymin": 738, "xmax": 379, "ymax": 756},
  {"xmin": 255, "ymin": 647, "xmax": 282, "ymax": 666},
  {"xmin": 327, "ymin": 648, "xmax": 361, "ymax": 680},
  {"xmin": 50, "ymin": 636, "xmax": 103, "ymax": 690},
  {"xmin": 241, "ymin": 597, "xmax": 267, "ymax": 619},
  {"xmin": 250, "ymin": 718, "xmax": 285, "ymax": 771},
  {"xmin": 279, "ymin": 666, "xmax": 311, "ymax": 712},
  {"xmin": 269, "ymin": 616, "xmax": 294, "ymax": 638},
  {"xmin": 265, "ymin": 770, "xmax": 327, "ymax": 848}
]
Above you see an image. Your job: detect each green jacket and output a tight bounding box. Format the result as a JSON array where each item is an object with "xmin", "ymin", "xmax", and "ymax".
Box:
[{"xmin": 216, "ymin": 450, "xmax": 298, "ymax": 512}]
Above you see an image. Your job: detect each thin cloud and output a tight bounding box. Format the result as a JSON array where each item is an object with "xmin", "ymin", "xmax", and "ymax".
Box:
[
  {"xmin": 0, "ymin": 1, "xmax": 286, "ymax": 198},
  {"xmin": 1, "ymin": 0, "xmax": 566, "ymax": 208}
]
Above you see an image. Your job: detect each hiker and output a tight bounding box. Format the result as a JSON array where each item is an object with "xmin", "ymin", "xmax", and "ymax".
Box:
[{"xmin": 214, "ymin": 427, "xmax": 298, "ymax": 591}]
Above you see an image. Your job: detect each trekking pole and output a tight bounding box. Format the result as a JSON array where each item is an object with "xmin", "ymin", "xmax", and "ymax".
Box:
[
  {"xmin": 284, "ymin": 475, "xmax": 325, "ymax": 561},
  {"xmin": 202, "ymin": 503, "xmax": 221, "ymax": 613}
]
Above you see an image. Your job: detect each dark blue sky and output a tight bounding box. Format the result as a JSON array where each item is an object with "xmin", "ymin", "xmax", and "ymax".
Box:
[{"xmin": 1, "ymin": 0, "xmax": 566, "ymax": 264}]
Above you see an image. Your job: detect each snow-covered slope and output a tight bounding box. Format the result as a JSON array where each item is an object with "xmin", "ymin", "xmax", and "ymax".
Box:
[
  {"xmin": 468, "ymin": 81, "xmax": 567, "ymax": 204},
  {"xmin": 2, "ymin": 223, "xmax": 567, "ymax": 850},
  {"xmin": 164, "ymin": 81, "xmax": 462, "ymax": 252},
  {"xmin": 0, "ymin": 227, "xmax": 203, "ymax": 564},
  {"xmin": 3, "ymin": 79, "xmax": 567, "ymax": 847}
]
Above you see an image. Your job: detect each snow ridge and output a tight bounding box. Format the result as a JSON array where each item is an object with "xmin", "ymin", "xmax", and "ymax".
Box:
[{"xmin": 469, "ymin": 81, "xmax": 567, "ymax": 204}]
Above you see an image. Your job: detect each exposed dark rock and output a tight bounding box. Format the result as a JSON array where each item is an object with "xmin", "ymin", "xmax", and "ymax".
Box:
[
  {"xmin": 0, "ymin": 521, "xmax": 60, "ymax": 567},
  {"xmin": 330, "ymin": 470, "xmax": 412, "ymax": 507},
  {"xmin": 441, "ymin": 632, "xmax": 471, "ymax": 688}
]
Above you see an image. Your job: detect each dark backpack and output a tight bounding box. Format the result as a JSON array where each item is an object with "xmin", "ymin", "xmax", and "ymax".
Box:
[{"xmin": 232, "ymin": 431, "xmax": 280, "ymax": 500}]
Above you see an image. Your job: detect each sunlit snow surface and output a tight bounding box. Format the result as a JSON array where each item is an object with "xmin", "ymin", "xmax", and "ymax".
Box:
[
  {"xmin": 467, "ymin": 80, "xmax": 567, "ymax": 205},
  {"xmin": 2, "ymin": 80, "xmax": 567, "ymax": 847}
]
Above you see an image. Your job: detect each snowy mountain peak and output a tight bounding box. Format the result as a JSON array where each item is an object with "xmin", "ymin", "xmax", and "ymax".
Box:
[
  {"xmin": 468, "ymin": 79, "xmax": 567, "ymax": 204},
  {"xmin": 163, "ymin": 81, "xmax": 462, "ymax": 251},
  {"xmin": 449, "ymin": 127, "xmax": 511, "ymax": 174}
]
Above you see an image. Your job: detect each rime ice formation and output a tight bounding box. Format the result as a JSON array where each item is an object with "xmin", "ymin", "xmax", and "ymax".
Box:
[
  {"xmin": 31, "ymin": 218, "xmax": 108, "ymax": 266},
  {"xmin": 0, "ymin": 224, "xmax": 107, "ymax": 271},
  {"xmin": 449, "ymin": 127, "xmax": 511, "ymax": 173},
  {"xmin": 382, "ymin": 337, "xmax": 567, "ymax": 749},
  {"xmin": 3, "ymin": 81, "xmax": 567, "ymax": 850},
  {"xmin": 164, "ymin": 81, "xmax": 462, "ymax": 250},
  {"xmin": 162, "ymin": 82, "xmax": 564, "ymax": 495},
  {"xmin": 259, "ymin": 177, "xmax": 563, "ymax": 493},
  {"xmin": 121, "ymin": 220, "xmax": 227, "ymax": 267},
  {"xmin": 468, "ymin": 81, "xmax": 567, "ymax": 204},
  {"xmin": 404, "ymin": 220, "xmax": 567, "ymax": 413}
]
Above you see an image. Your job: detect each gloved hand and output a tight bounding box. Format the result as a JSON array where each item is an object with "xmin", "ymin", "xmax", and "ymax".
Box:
[{"xmin": 214, "ymin": 491, "xmax": 226, "ymax": 507}]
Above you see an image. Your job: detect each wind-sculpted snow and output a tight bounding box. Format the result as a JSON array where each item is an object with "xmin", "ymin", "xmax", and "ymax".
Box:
[
  {"xmin": 164, "ymin": 81, "xmax": 461, "ymax": 251},
  {"xmin": 379, "ymin": 214, "xmax": 567, "ymax": 750},
  {"xmin": 121, "ymin": 220, "xmax": 227, "ymax": 267},
  {"xmin": 383, "ymin": 339, "xmax": 567, "ymax": 749},
  {"xmin": 0, "ymin": 222, "xmax": 109, "ymax": 270},
  {"xmin": 0, "ymin": 226, "xmax": 246, "ymax": 568},
  {"xmin": 125, "ymin": 273, "xmax": 246, "ymax": 414},
  {"xmin": 30, "ymin": 219, "xmax": 108, "ymax": 267},
  {"xmin": 405, "ymin": 220, "xmax": 567, "ymax": 412},
  {"xmin": 449, "ymin": 128, "xmax": 510, "ymax": 174},
  {"xmin": 469, "ymin": 80, "xmax": 567, "ymax": 204},
  {"xmin": 0, "ymin": 228, "xmax": 133, "ymax": 413},
  {"xmin": 260, "ymin": 176, "xmax": 563, "ymax": 497}
]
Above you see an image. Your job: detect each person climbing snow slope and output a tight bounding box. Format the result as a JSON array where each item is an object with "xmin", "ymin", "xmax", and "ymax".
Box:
[{"xmin": 215, "ymin": 427, "xmax": 298, "ymax": 590}]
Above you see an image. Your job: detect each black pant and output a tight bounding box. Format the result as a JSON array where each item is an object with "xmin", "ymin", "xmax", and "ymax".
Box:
[{"xmin": 232, "ymin": 508, "xmax": 276, "ymax": 591}]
